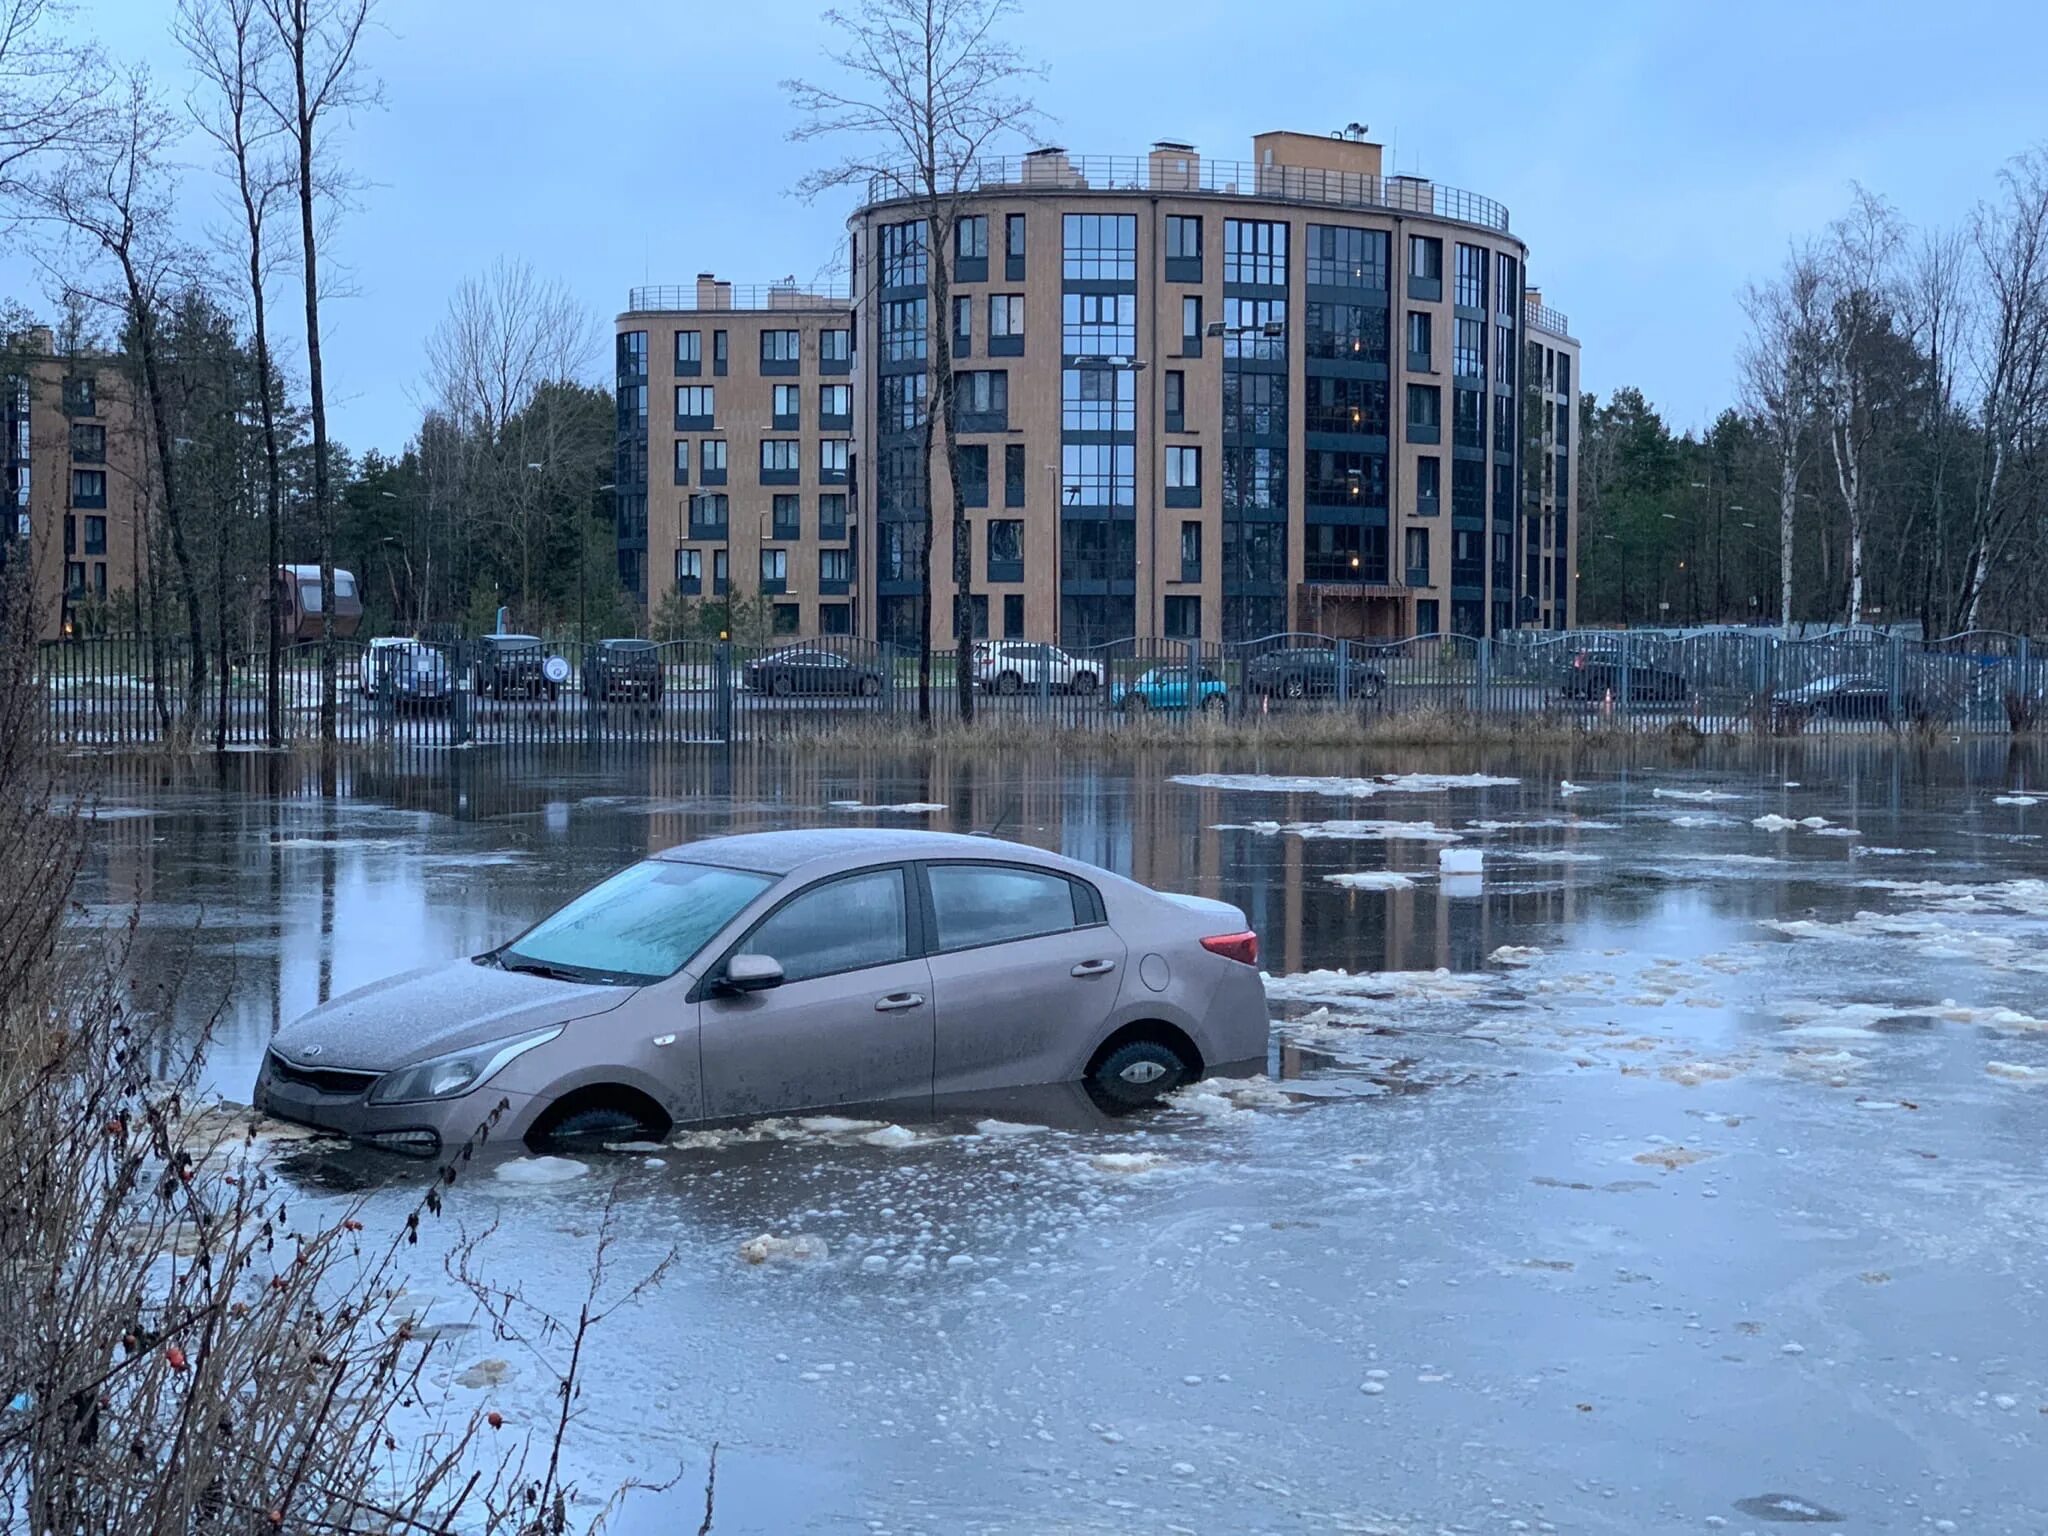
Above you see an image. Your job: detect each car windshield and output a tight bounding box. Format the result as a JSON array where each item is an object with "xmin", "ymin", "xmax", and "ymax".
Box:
[{"xmin": 496, "ymin": 860, "xmax": 774, "ymax": 985}]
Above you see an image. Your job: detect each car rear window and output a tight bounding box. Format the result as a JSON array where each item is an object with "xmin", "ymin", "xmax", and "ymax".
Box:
[{"xmin": 927, "ymin": 863, "xmax": 1085, "ymax": 951}]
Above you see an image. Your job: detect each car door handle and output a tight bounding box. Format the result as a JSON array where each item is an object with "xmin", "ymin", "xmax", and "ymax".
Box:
[
  {"xmin": 875, "ymin": 993, "xmax": 925, "ymax": 1012},
  {"xmin": 1071, "ymin": 959, "xmax": 1118, "ymax": 977}
]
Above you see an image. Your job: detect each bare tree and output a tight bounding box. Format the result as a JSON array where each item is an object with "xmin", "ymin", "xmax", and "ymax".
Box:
[
  {"xmin": 786, "ymin": 0, "xmax": 1042, "ymax": 724},
  {"xmin": 256, "ymin": 0, "xmax": 377, "ymax": 748},
  {"xmin": 1959, "ymin": 146, "xmax": 2048, "ymax": 630},
  {"xmin": 1902, "ymin": 225, "xmax": 1970, "ymax": 633},
  {"xmin": 0, "ymin": 0, "xmax": 101, "ymax": 205},
  {"xmin": 36, "ymin": 70, "xmax": 211, "ymax": 727},
  {"xmin": 1739, "ymin": 246, "xmax": 1825, "ymax": 627},
  {"xmin": 177, "ymin": 0, "xmax": 293, "ymax": 746},
  {"xmin": 1815, "ymin": 188, "xmax": 1905, "ymax": 626}
]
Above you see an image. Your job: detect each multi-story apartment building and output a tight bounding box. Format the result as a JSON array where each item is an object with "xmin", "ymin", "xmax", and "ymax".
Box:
[
  {"xmin": 616, "ymin": 127, "xmax": 1580, "ymax": 646},
  {"xmin": 2, "ymin": 328, "xmax": 146, "ymax": 639},
  {"xmin": 614, "ymin": 276, "xmax": 858, "ymax": 639}
]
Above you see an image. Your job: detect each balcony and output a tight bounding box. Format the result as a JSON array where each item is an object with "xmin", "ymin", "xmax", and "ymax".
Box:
[
  {"xmin": 1523, "ymin": 298, "xmax": 1574, "ymax": 339},
  {"xmin": 625, "ymin": 279, "xmax": 850, "ymax": 313}
]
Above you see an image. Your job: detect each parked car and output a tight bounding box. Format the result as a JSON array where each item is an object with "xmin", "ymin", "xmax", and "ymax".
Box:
[
  {"xmin": 1558, "ymin": 648, "xmax": 1690, "ymax": 703},
  {"xmin": 972, "ymin": 641, "xmax": 1101, "ymax": 696},
  {"xmin": 1243, "ymin": 646, "xmax": 1387, "ymax": 701},
  {"xmin": 356, "ymin": 635, "xmax": 415, "ymax": 695},
  {"xmin": 583, "ymin": 638, "xmax": 663, "ymax": 702},
  {"xmin": 1770, "ymin": 674, "xmax": 1912, "ymax": 727},
  {"xmin": 1113, "ymin": 666, "xmax": 1229, "ymax": 714},
  {"xmin": 473, "ymin": 634, "xmax": 560, "ymax": 700},
  {"xmin": 253, "ymin": 828, "xmax": 1269, "ymax": 1150},
  {"xmin": 744, "ymin": 647, "xmax": 885, "ymax": 698},
  {"xmin": 360, "ymin": 639, "xmax": 453, "ymax": 710}
]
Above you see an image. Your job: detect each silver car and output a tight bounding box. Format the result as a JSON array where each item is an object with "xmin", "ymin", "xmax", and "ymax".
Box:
[{"xmin": 255, "ymin": 829, "xmax": 1269, "ymax": 1152}]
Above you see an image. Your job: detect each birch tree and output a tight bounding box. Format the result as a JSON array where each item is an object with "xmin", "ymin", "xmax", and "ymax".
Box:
[
  {"xmin": 176, "ymin": 0, "xmax": 292, "ymax": 745},
  {"xmin": 1739, "ymin": 247, "xmax": 1824, "ymax": 627},
  {"xmin": 256, "ymin": 0, "xmax": 376, "ymax": 747},
  {"xmin": 1958, "ymin": 146, "xmax": 2048, "ymax": 630},
  {"xmin": 785, "ymin": 0, "xmax": 1042, "ymax": 724}
]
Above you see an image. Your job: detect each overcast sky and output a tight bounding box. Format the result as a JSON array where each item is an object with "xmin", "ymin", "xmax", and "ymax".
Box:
[{"xmin": 7, "ymin": 0, "xmax": 2044, "ymax": 456}]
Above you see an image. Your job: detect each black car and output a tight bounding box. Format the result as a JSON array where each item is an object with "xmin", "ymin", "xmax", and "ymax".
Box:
[
  {"xmin": 473, "ymin": 634, "xmax": 559, "ymax": 700},
  {"xmin": 744, "ymin": 648, "xmax": 885, "ymax": 698},
  {"xmin": 1770, "ymin": 674, "xmax": 1911, "ymax": 727},
  {"xmin": 1243, "ymin": 646, "xmax": 1387, "ymax": 701},
  {"xmin": 1558, "ymin": 648, "xmax": 1690, "ymax": 703},
  {"xmin": 582, "ymin": 638, "xmax": 663, "ymax": 702}
]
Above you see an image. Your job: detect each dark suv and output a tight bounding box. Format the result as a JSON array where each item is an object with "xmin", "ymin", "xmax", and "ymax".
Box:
[
  {"xmin": 1243, "ymin": 646, "xmax": 1387, "ymax": 701},
  {"xmin": 473, "ymin": 634, "xmax": 557, "ymax": 699},
  {"xmin": 583, "ymin": 638, "xmax": 663, "ymax": 702},
  {"xmin": 1558, "ymin": 647, "xmax": 1689, "ymax": 704}
]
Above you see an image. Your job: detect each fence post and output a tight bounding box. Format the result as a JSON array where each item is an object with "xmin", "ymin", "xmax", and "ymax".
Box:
[
  {"xmin": 1888, "ymin": 633, "xmax": 1905, "ymax": 724},
  {"xmin": 715, "ymin": 643, "xmax": 733, "ymax": 742},
  {"xmin": 1337, "ymin": 641, "xmax": 1350, "ymax": 705},
  {"xmin": 2020, "ymin": 636, "xmax": 2033, "ymax": 720},
  {"xmin": 1475, "ymin": 636, "xmax": 1491, "ymax": 715},
  {"xmin": 1618, "ymin": 636, "xmax": 1633, "ymax": 720},
  {"xmin": 452, "ymin": 642, "xmax": 474, "ymax": 746}
]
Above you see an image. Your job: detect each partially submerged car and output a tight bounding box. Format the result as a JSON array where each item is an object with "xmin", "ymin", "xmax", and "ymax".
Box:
[{"xmin": 255, "ymin": 829, "xmax": 1269, "ymax": 1152}]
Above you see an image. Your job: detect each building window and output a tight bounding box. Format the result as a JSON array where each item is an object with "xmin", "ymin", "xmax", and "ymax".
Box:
[
  {"xmin": 760, "ymin": 329, "xmax": 800, "ymax": 366},
  {"xmin": 1453, "ymin": 458, "xmax": 1484, "ymax": 520},
  {"xmin": 1306, "ymin": 375, "xmax": 1388, "ymax": 436},
  {"xmin": 700, "ymin": 439, "xmax": 727, "ymax": 476},
  {"xmin": 1179, "ymin": 520, "xmax": 1202, "ymax": 582},
  {"xmin": 65, "ymin": 561, "xmax": 85, "ymax": 596},
  {"xmin": 1164, "ymin": 369, "xmax": 1185, "ymax": 429},
  {"xmin": 882, "ymin": 298, "xmax": 927, "ymax": 362},
  {"xmin": 771, "ymin": 494, "xmax": 801, "ymax": 540},
  {"xmin": 1163, "ymin": 594, "xmax": 1201, "ymax": 639},
  {"xmin": 675, "ymin": 385, "xmax": 715, "ymax": 425},
  {"xmin": 1004, "ymin": 442, "xmax": 1025, "ymax": 506},
  {"xmin": 61, "ymin": 376, "xmax": 96, "ymax": 416},
  {"xmin": 1059, "ymin": 442, "xmax": 1136, "ymax": 508},
  {"xmin": 1555, "ymin": 399, "xmax": 1571, "ymax": 446},
  {"xmin": 880, "ymin": 373, "xmax": 928, "ymax": 431},
  {"xmin": 772, "ymin": 603, "xmax": 800, "ymax": 635},
  {"xmin": 675, "ymin": 548, "xmax": 702, "ymax": 589},
  {"xmin": 954, "ymin": 295, "xmax": 972, "ymax": 348},
  {"xmin": 1455, "ymin": 243, "xmax": 1488, "ymax": 309},
  {"xmin": 772, "ymin": 383, "xmax": 800, "ymax": 424},
  {"xmin": 1454, "ymin": 387, "xmax": 1484, "ymax": 449},
  {"xmin": 1557, "ymin": 353, "xmax": 1572, "ymax": 396},
  {"xmin": 1304, "ymin": 302, "xmax": 1388, "ymax": 362},
  {"xmin": 1222, "ymin": 219, "xmax": 1287, "ymax": 285},
  {"xmin": 1062, "ymin": 291, "xmax": 1135, "ymax": 355},
  {"xmin": 760, "ymin": 547, "xmax": 788, "ymax": 589},
  {"xmin": 1006, "ymin": 212, "xmax": 1026, "ymax": 259},
  {"xmin": 822, "ymin": 328, "xmax": 850, "ymax": 363},
  {"xmin": 820, "ymin": 439, "xmax": 850, "ymax": 478},
  {"xmin": 1221, "ymin": 297, "xmax": 1285, "ymax": 358},
  {"xmin": 672, "ymin": 439, "xmax": 690, "ymax": 482},
  {"xmin": 1001, "ymin": 592, "xmax": 1024, "ymax": 637},
  {"xmin": 881, "ymin": 219, "xmax": 928, "ymax": 286},
  {"xmin": 675, "ymin": 329, "xmax": 701, "ymax": 369},
  {"xmin": 1061, "ymin": 213, "xmax": 1136, "ymax": 280},
  {"xmin": 988, "ymin": 293, "xmax": 1023, "ymax": 338},
  {"xmin": 986, "ymin": 518, "xmax": 1023, "ymax": 581},
  {"xmin": 1495, "ymin": 395, "xmax": 1516, "ymax": 454},
  {"xmin": 1223, "ymin": 370, "xmax": 1285, "ymax": 437},
  {"xmin": 1416, "ymin": 598, "xmax": 1439, "ymax": 635},
  {"xmin": 819, "ymin": 546, "xmax": 851, "ymax": 586},
  {"xmin": 955, "ymin": 369, "xmax": 1008, "ymax": 430},
  {"xmin": 70, "ymin": 469, "xmax": 107, "ymax": 508},
  {"xmin": 1221, "ymin": 445, "xmax": 1285, "ymax": 511},
  {"xmin": 1181, "ymin": 296, "xmax": 1202, "ymax": 355},
  {"xmin": 618, "ymin": 330, "xmax": 648, "ymax": 377},
  {"xmin": 1406, "ymin": 311, "xmax": 1432, "ymax": 369},
  {"xmin": 1407, "ymin": 384, "xmax": 1441, "ymax": 436},
  {"xmin": 819, "ymin": 383, "xmax": 851, "ymax": 422},
  {"xmin": 1061, "ymin": 367, "xmax": 1133, "ymax": 432},
  {"xmin": 820, "ymin": 601, "xmax": 852, "ymax": 635},
  {"xmin": 818, "ymin": 492, "xmax": 848, "ymax": 536},
  {"xmin": 955, "ymin": 214, "xmax": 988, "ymax": 261},
  {"xmin": 1454, "ymin": 317, "xmax": 1485, "ymax": 379},
  {"xmin": 880, "ymin": 522, "xmax": 925, "ymax": 581},
  {"xmin": 1496, "ymin": 252, "xmax": 1518, "ymax": 316},
  {"xmin": 1304, "ymin": 449, "xmax": 1386, "ymax": 507},
  {"xmin": 1409, "ymin": 235, "xmax": 1442, "ymax": 282},
  {"xmin": 70, "ymin": 423, "xmax": 105, "ymax": 461},
  {"xmin": 1166, "ymin": 215, "xmax": 1202, "ymax": 261},
  {"xmin": 1306, "ymin": 225, "xmax": 1389, "ymax": 289},
  {"xmin": 761, "ymin": 439, "xmax": 800, "ymax": 474},
  {"xmin": 957, "ymin": 443, "xmax": 988, "ymax": 505},
  {"xmin": 83, "ymin": 514, "xmax": 106, "ymax": 555},
  {"xmin": 1495, "ymin": 324, "xmax": 1515, "ymax": 387},
  {"xmin": 1416, "ymin": 455, "xmax": 1442, "ymax": 513},
  {"xmin": 688, "ymin": 492, "xmax": 729, "ymax": 534},
  {"xmin": 1403, "ymin": 526, "xmax": 1430, "ymax": 583},
  {"xmin": 712, "ymin": 330, "xmax": 728, "ymax": 372},
  {"xmin": 63, "ymin": 515, "xmax": 73, "ymax": 554},
  {"xmin": 1166, "ymin": 445, "xmax": 1201, "ymax": 496}
]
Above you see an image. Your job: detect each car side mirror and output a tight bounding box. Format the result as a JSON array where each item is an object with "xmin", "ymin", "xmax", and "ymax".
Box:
[{"xmin": 719, "ymin": 953, "xmax": 784, "ymax": 994}]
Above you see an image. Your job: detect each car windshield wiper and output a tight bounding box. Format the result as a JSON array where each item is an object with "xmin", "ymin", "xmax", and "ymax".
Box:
[{"xmin": 498, "ymin": 955, "xmax": 643, "ymax": 987}]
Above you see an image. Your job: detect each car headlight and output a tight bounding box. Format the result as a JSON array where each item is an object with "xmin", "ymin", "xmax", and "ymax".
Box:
[{"xmin": 368, "ymin": 1027, "xmax": 562, "ymax": 1105}]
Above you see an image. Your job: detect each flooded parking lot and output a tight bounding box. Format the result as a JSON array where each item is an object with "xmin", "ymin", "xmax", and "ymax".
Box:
[{"xmin": 72, "ymin": 741, "xmax": 2048, "ymax": 1533}]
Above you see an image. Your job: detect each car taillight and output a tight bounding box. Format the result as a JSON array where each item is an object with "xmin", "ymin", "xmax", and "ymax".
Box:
[{"xmin": 1200, "ymin": 931, "xmax": 1259, "ymax": 966}]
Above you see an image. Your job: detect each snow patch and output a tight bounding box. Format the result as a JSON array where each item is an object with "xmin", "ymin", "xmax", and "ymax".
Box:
[
  {"xmin": 1324, "ymin": 870, "xmax": 1417, "ymax": 891},
  {"xmin": 1488, "ymin": 945, "xmax": 1545, "ymax": 967},
  {"xmin": 1985, "ymin": 1061, "xmax": 2048, "ymax": 1083},
  {"xmin": 494, "ymin": 1156, "xmax": 589, "ymax": 1186},
  {"xmin": 829, "ymin": 802, "xmax": 947, "ymax": 814},
  {"xmin": 1227, "ymin": 819, "xmax": 1464, "ymax": 844},
  {"xmin": 1174, "ymin": 771, "xmax": 1517, "ymax": 798},
  {"xmin": 1653, "ymin": 788, "xmax": 1743, "ymax": 803}
]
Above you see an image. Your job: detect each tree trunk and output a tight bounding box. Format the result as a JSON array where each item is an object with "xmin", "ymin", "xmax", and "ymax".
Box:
[
  {"xmin": 244, "ymin": 199, "xmax": 285, "ymax": 747},
  {"xmin": 289, "ymin": 38, "xmax": 335, "ymax": 746},
  {"xmin": 927, "ymin": 205, "xmax": 972, "ymax": 726},
  {"xmin": 1777, "ymin": 445, "xmax": 1796, "ymax": 629}
]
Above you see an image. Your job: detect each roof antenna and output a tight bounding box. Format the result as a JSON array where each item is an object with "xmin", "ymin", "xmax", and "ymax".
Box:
[{"xmin": 975, "ymin": 797, "xmax": 1021, "ymax": 840}]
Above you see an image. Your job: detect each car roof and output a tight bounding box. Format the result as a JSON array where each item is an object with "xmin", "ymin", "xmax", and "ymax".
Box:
[{"xmin": 655, "ymin": 827, "xmax": 1078, "ymax": 878}]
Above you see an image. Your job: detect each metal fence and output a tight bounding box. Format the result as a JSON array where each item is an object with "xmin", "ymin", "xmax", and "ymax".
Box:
[{"xmin": 31, "ymin": 629, "xmax": 2048, "ymax": 749}]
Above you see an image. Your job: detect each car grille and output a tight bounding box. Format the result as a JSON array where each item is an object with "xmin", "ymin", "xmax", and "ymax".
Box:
[{"xmin": 267, "ymin": 1051, "xmax": 378, "ymax": 1097}]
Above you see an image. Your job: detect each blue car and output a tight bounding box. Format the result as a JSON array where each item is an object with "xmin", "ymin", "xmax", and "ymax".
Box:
[{"xmin": 1113, "ymin": 666, "xmax": 1229, "ymax": 714}]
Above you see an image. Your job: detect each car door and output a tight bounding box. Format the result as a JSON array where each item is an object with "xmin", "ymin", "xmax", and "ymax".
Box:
[
  {"xmin": 921, "ymin": 861, "xmax": 1127, "ymax": 1096},
  {"xmin": 698, "ymin": 865, "xmax": 934, "ymax": 1119}
]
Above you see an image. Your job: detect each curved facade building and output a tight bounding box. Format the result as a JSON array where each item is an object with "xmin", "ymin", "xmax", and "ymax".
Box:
[{"xmin": 617, "ymin": 128, "xmax": 1578, "ymax": 646}]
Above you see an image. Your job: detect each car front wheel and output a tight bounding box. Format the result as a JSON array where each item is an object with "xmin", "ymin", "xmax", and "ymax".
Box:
[
  {"xmin": 1201, "ymin": 693, "xmax": 1227, "ymax": 716},
  {"xmin": 1121, "ymin": 693, "xmax": 1149, "ymax": 714},
  {"xmin": 1089, "ymin": 1037, "xmax": 1195, "ymax": 1107},
  {"xmin": 995, "ymin": 670, "xmax": 1022, "ymax": 695},
  {"xmin": 1069, "ymin": 671, "xmax": 1098, "ymax": 695}
]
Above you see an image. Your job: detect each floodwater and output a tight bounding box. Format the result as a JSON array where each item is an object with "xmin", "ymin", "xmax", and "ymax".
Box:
[{"xmin": 71, "ymin": 741, "xmax": 2048, "ymax": 1534}]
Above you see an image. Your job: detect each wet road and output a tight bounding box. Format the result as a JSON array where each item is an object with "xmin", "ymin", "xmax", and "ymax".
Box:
[{"xmin": 72, "ymin": 741, "xmax": 2048, "ymax": 1533}]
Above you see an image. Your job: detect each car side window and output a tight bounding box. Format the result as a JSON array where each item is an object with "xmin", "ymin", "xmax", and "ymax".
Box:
[
  {"xmin": 927, "ymin": 863, "xmax": 1083, "ymax": 952},
  {"xmin": 742, "ymin": 867, "xmax": 909, "ymax": 983}
]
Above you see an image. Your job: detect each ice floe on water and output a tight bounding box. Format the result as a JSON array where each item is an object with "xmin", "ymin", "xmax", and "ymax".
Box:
[
  {"xmin": 1559, "ymin": 780, "xmax": 1592, "ymax": 796},
  {"xmin": 1088, "ymin": 1151, "xmax": 1173, "ymax": 1176},
  {"xmin": 1220, "ymin": 818, "xmax": 1463, "ymax": 843},
  {"xmin": 1172, "ymin": 771, "xmax": 1517, "ymax": 797},
  {"xmin": 1323, "ymin": 870, "xmax": 1418, "ymax": 890},
  {"xmin": 1265, "ymin": 966, "xmax": 1491, "ymax": 1006},
  {"xmin": 1852, "ymin": 845, "xmax": 1936, "ymax": 858},
  {"xmin": 1488, "ymin": 945, "xmax": 1545, "ymax": 966},
  {"xmin": 828, "ymin": 801, "xmax": 947, "ymax": 814},
  {"xmin": 1490, "ymin": 849, "xmax": 1605, "ymax": 865},
  {"xmin": 1667, "ymin": 814, "xmax": 1739, "ymax": 828},
  {"xmin": 1993, "ymin": 794, "xmax": 2039, "ymax": 806},
  {"xmin": 1752, "ymin": 814, "xmax": 1841, "ymax": 832},
  {"xmin": 1652, "ymin": 788, "xmax": 1744, "ymax": 803},
  {"xmin": 494, "ymin": 1156, "xmax": 590, "ymax": 1186},
  {"xmin": 738, "ymin": 1232, "xmax": 830, "ymax": 1264},
  {"xmin": 1985, "ymin": 1061, "xmax": 2048, "ymax": 1082},
  {"xmin": 1466, "ymin": 817, "xmax": 1620, "ymax": 832}
]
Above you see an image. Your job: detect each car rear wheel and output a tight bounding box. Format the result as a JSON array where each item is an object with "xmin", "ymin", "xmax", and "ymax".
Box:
[
  {"xmin": 1089, "ymin": 1037, "xmax": 1195, "ymax": 1107},
  {"xmin": 1201, "ymin": 693, "xmax": 1227, "ymax": 716},
  {"xmin": 1122, "ymin": 693, "xmax": 1149, "ymax": 714},
  {"xmin": 1281, "ymin": 675, "xmax": 1306, "ymax": 700},
  {"xmin": 995, "ymin": 670, "xmax": 1022, "ymax": 696},
  {"xmin": 859, "ymin": 675, "xmax": 882, "ymax": 697},
  {"xmin": 1069, "ymin": 671, "xmax": 1098, "ymax": 695},
  {"xmin": 771, "ymin": 673, "xmax": 794, "ymax": 698}
]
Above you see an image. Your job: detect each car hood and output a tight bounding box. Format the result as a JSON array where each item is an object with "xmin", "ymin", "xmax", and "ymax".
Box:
[{"xmin": 268, "ymin": 959, "xmax": 635, "ymax": 1073}]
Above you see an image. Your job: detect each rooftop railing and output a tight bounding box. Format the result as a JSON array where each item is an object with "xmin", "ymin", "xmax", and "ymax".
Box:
[
  {"xmin": 625, "ymin": 281, "xmax": 851, "ymax": 314},
  {"xmin": 1524, "ymin": 299, "xmax": 1573, "ymax": 339},
  {"xmin": 861, "ymin": 153, "xmax": 1512, "ymax": 234}
]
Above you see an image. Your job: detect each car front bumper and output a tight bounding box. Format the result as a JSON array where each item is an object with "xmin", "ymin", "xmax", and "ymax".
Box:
[{"xmin": 255, "ymin": 1057, "xmax": 543, "ymax": 1153}]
